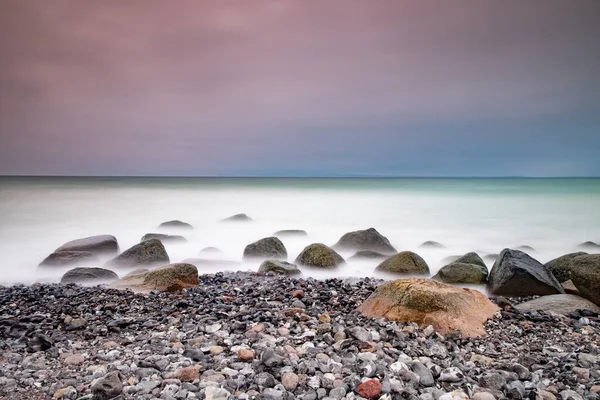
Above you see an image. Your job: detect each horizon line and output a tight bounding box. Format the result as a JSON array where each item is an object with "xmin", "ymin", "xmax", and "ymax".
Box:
[{"xmin": 1, "ymin": 174, "xmax": 599, "ymax": 179}]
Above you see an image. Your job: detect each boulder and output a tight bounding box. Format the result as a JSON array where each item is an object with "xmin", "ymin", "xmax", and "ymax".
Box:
[
  {"xmin": 419, "ymin": 241, "xmax": 446, "ymax": 249},
  {"xmin": 60, "ymin": 267, "xmax": 119, "ymax": 285},
  {"xmin": 453, "ymin": 252, "xmax": 487, "ymax": 268},
  {"xmin": 333, "ymin": 228, "xmax": 396, "ymax": 254},
  {"xmin": 348, "ymin": 250, "xmax": 389, "ymax": 261},
  {"xmin": 294, "ymin": 243, "xmax": 345, "ymax": 269},
  {"xmin": 577, "ymin": 241, "xmax": 600, "ymax": 251},
  {"xmin": 91, "ymin": 371, "xmax": 122, "ymax": 399},
  {"xmin": 515, "ymin": 294, "xmax": 600, "ymax": 315},
  {"xmin": 55, "ymin": 235, "xmax": 119, "ymax": 256},
  {"xmin": 569, "ymin": 254, "xmax": 600, "ymax": 305},
  {"xmin": 38, "ymin": 251, "xmax": 99, "ymax": 268},
  {"xmin": 375, "ymin": 251, "xmax": 430, "ymax": 276},
  {"xmin": 104, "ymin": 239, "xmax": 169, "ymax": 269},
  {"xmin": 487, "ymin": 249, "xmax": 564, "ymax": 297},
  {"xmin": 562, "ymin": 280, "xmax": 580, "ymax": 295},
  {"xmin": 440, "ymin": 255, "xmax": 461, "ymax": 265},
  {"xmin": 112, "ymin": 263, "xmax": 198, "ymax": 292},
  {"xmin": 544, "ymin": 252, "xmax": 587, "ymax": 283},
  {"xmin": 222, "ymin": 213, "xmax": 252, "ymax": 222},
  {"xmin": 357, "ymin": 277, "xmax": 499, "ymax": 337},
  {"xmin": 274, "ymin": 229, "xmax": 307, "ymax": 237},
  {"xmin": 258, "ymin": 260, "xmax": 301, "ymax": 275},
  {"xmin": 243, "ymin": 237, "xmax": 287, "ymax": 260},
  {"xmin": 158, "ymin": 220, "xmax": 193, "ymax": 230},
  {"xmin": 199, "ymin": 247, "xmax": 222, "ymax": 255},
  {"xmin": 141, "ymin": 233, "xmax": 187, "ymax": 244},
  {"xmin": 433, "ymin": 263, "xmax": 488, "ymax": 284}
]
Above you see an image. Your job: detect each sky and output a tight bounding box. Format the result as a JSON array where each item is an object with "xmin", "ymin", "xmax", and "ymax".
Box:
[{"xmin": 1, "ymin": 1, "xmax": 599, "ymax": 177}]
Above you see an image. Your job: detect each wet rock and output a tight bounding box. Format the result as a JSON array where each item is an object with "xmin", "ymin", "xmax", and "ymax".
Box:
[
  {"xmin": 258, "ymin": 260, "xmax": 301, "ymax": 275},
  {"xmin": 348, "ymin": 250, "xmax": 389, "ymax": 261},
  {"xmin": 569, "ymin": 254, "xmax": 600, "ymax": 305},
  {"xmin": 333, "ymin": 228, "xmax": 396, "ymax": 254},
  {"xmin": 60, "ymin": 267, "xmax": 119, "ymax": 285},
  {"xmin": 419, "ymin": 241, "xmax": 446, "ymax": 249},
  {"xmin": 487, "ymin": 249, "xmax": 564, "ymax": 296},
  {"xmin": 295, "ymin": 243, "xmax": 345, "ymax": 269},
  {"xmin": 515, "ymin": 294, "xmax": 600, "ymax": 314},
  {"xmin": 432, "ymin": 261, "xmax": 488, "ymax": 284},
  {"xmin": 55, "ymin": 235, "xmax": 119, "ymax": 256},
  {"xmin": 112, "ymin": 263, "xmax": 198, "ymax": 292},
  {"xmin": 158, "ymin": 220, "xmax": 193, "ymax": 230},
  {"xmin": 140, "ymin": 233, "xmax": 187, "ymax": 243},
  {"xmin": 38, "ymin": 251, "xmax": 100, "ymax": 269},
  {"xmin": 243, "ymin": 237, "xmax": 287, "ymax": 260},
  {"xmin": 104, "ymin": 239, "xmax": 169, "ymax": 269},
  {"xmin": 274, "ymin": 229, "xmax": 307, "ymax": 237},
  {"xmin": 545, "ymin": 252, "xmax": 587, "ymax": 283},
  {"xmin": 222, "ymin": 213, "xmax": 252, "ymax": 222},
  {"xmin": 375, "ymin": 251, "xmax": 430, "ymax": 275}
]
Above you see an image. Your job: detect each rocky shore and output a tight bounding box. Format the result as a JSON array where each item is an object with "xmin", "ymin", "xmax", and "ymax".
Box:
[{"xmin": 1, "ymin": 272, "xmax": 598, "ymax": 400}]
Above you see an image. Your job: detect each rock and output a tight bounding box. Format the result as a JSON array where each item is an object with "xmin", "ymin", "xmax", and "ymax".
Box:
[
  {"xmin": 333, "ymin": 228, "xmax": 396, "ymax": 253},
  {"xmin": 238, "ymin": 349, "xmax": 254, "ymax": 362},
  {"xmin": 54, "ymin": 386, "xmax": 77, "ymax": 399},
  {"xmin": 140, "ymin": 233, "xmax": 187, "ymax": 244},
  {"xmin": 274, "ymin": 229, "xmax": 307, "ymax": 237},
  {"xmin": 375, "ymin": 251, "xmax": 430, "ymax": 275},
  {"xmin": 112, "ymin": 263, "xmax": 198, "ymax": 292},
  {"xmin": 357, "ymin": 379, "xmax": 382, "ymax": 399},
  {"xmin": 545, "ymin": 252, "xmax": 587, "ymax": 283},
  {"xmin": 258, "ymin": 260, "xmax": 301, "ymax": 275},
  {"xmin": 439, "ymin": 391, "xmax": 469, "ymax": 400},
  {"xmin": 177, "ymin": 366, "xmax": 199, "ymax": 382},
  {"xmin": 60, "ymin": 267, "xmax": 119, "ymax": 285},
  {"xmin": 243, "ymin": 237, "xmax": 287, "ymax": 260},
  {"xmin": 282, "ymin": 372, "xmax": 300, "ymax": 391},
  {"xmin": 65, "ymin": 353, "xmax": 85, "ymax": 366},
  {"xmin": 577, "ymin": 241, "xmax": 600, "ymax": 250},
  {"xmin": 348, "ymin": 250, "xmax": 389, "ymax": 261},
  {"xmin": 158, "ymin": 220, "xmax": 193, "ymax": 230},
  {"xmin": 205, "ymin": 386, "xmax": 231, "ymax": 400},
  {"xmin": 569, "ymin": 254, "xmax": 600, "ymax": 305},
  {"xmin": 38, "ymin": 251, "xmax": 100, "ymax": 269},
  {"xmin": 506, "ymin": 381, "xmax": 526, "ymax": 399},
  {"xmin": 357, "ymin": 277, "xmax": 499, "ymax": 337},
  {"xmin": 91, "ymin": 371, "xmax": 122, "ymax": 400},
  {"xmin": 559, "ymin": 391, "xmax": 584, "ymax": 400},
  {"xmin": 472, "ymin": 393, "xmax": 496, "ymax": 400},
  {"xmin": 55, "ymin": 235, "xmax": 119, "ymax": 256},
  {"xmin": 222, "ymin": 213, "xmax": 252, "ymax": 222},
  {"xmin": 432, "ymin": 262, "xmax": 488, "ymax": 284},
  {"xmin": 479, "ymin": 373, "xmax": 507, "ymax": 391},
  {"xmin": 198, "ymin": 247, "xmax": 221, "ymax": 255},
  {"xmin": 419, "ymin": 241, "xmax": 446, "ymax": 249},
  {"xmin": 295, "ymin": 243, "xmax": 345, "ymax": 269},
  {"xmin": 515, "ymin": 294, "xmax": 600, "ymax": 314},
  {"xmin": 439, "ymin": 367, "xmax": 464, "ymax": 382},
  {"xmin": 411, "ymin": 361, "xmax": 434, "ymax": 387},
  {"xmin": 105, "ymin": 239, "xmax": 169, "ymax": 269},
  {"xmin": 487, "ymin": 249, "xmax": 564, "ymax": 296},
  {"xmin": 562, "ymin": 280, "xmax": 580, "ymax": 295}
]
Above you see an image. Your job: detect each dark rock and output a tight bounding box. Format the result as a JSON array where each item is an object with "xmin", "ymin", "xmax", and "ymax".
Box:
[
  {"xmin": 515, "ymin": 294, "xmax": 600, "ymax": 315},
  {"xmin": 55, "ymin": 235, "xmax": 119, "ymax": 257},
  {"xmin": 433, "ymin": 253, "xmax": 488, "ymax": 284},
  {"xmin": 140, "ymin": 233, "xmax": 187, "ymax": 244},
  {"xmin": 222, "ymin": 213, "xmax": 252, "ymax": 222},
  {"xmin": 348, "ymin": 250, "xmax": 389, "ymax": 261},
  {"xmin": 38, "ymin": 251, "xmax": 100, "ymax": 269},
  {"xmin": 294, "ymin": 243, "xmax": 345, "ymax": 268},
  {"xmin": 487, "ymin": 249, "xmax": 564, "ymax": 296},
  {"xmin": 577, "ymin": 241, "xmax": 600, "ymax": 251},
  {"xmin": 104, "ymin": 239, "xmax": 169, "ymax": 269},
  {"xmin": 375, "ymin": 251, "xmax": 430, "ymax": 275},
  {"xmin": 273, "ymin": 229, "xmax": 307, "ymax": 237},
  {"xmin": 92, "ymin": 371, "xmax": 122, "ymax": 400},
  {"xmin": 157, "ymin": 220, "xmax": 193, "ymax": 230},
  {"xmin": 258, "ymin": 260, "xmax": 301, "ymax": 275},
  {"xmin": 569, "ymin": 254, "xmax": 600, "ymax": 305},
  {"xmin": 419, "ymin": 241, "xmax": 446, "ymax": 249},
  {"xmin": 333, "ymin": 228, "xmax": 396, "ymax": 254},
  {"xmin": 60, "ymin": 267, "xmax": 119, "ymax": 284},
  {"xmin": 545, "ymin": 252, "xmax": 587, "ymax": 283},
  {"xmin": 243, "ymin": 237, "xmax": 287, "ymax": 260},
  {"xmin": 112, "ymin": 263, "xmax": 198, "ymax": 292},
  {"xmin": 411, "ymin": 361, "xmax": 434, "ymax": 387}
]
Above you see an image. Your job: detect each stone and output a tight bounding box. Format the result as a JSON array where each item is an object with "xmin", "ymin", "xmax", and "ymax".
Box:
[
  {"xmin": 91, "ymin": 371, "xmax": 122, "ymax": 400},
  {"xmin": 411, "ymin": 361, "xmax": 434, "ymax": 387},
  {"xmin": 569, "ymin": 254, "xmax": 600, "ymax": 305},
  {"xmin": 55, "ymin": 235, "xmax": 119, "ymax": 256},
  {"xmin": 158, "ymin": 220, "xmax": 193, "ymax": 229},
  {"xmin": 375, "ymin": 251, "xmax": 430, "ymax": 275},
  {"xmin": 105, "ymin": 239, "xmax": 170, "ymax": 269},
  {"xmin": 333, "ymin": 228, "xmax": 396, "ymax": 254},
  {"xmin": 506, "ymin": 381, "xmax": 526, "ymax": 400},
  {"xmin": 238, "ymin": 349, "xmax": 254, "ymax": 361},
  {"xmin": 479, "ymin": 373, "xmax": 507, "ymax": 391},
  {"xmin": 357, "ymin": 379, "xmax": 382, "ymax": 399},
  {"xmin": 64, "ymin": 353, "xmax": 85, "ymax": 366},
  {"xmin": 348, "ymin": 326, "xmax": 370, "ymax": 342},
  {"xmin": 432, "ymin": 262, "xmax": 488, "ymax": 284},
  {"xmin": 111, "ymin": 263, "xmax": 198, "ymax": 292},
  {"xmin": 204, "ymin": 386, "xmax": 231, "ymax": 400},
  {"xmin": 243, "ymin": 237, "xmax": 287, "ymax": 260},
  {"xmin": 515, "ymin": 294, "xmax": 600, "ymax": 314},
  {"xmin": 54, "ymin": 386, "xmax": 77, "ymax": 399},
  {"xmin": 282, "ymin": 372, "xmax": 300, "ymax": 391},
  {"xmin": 258, "ymin": 260, "xmax": 300, "ymax": 275},
  {"xmin": 294, "ymin": 243, "xmax": 345, "ymax": 268},
  {"xmin": 472, "ymin": 393, "xmax": 496, "ymax": 400},
  {"xmin": 439, "ymin": 367, "xmax": 464, "ymax": 382},
  {"xmin": 487, "ymin": 249, "xmax": 564, "ymax": 296},
  {"xmin": 439, "ymin": 391, "xmax": 469, "ymax": 400},
  {"xmin": 577, "ymin": 241, "xmax": 600, "ymax": 251},
  {"xmin": 39, "ymin": 251, "xmax": 100, "ymax": 269},
  {"xmin": 562, "ymin": 280, "xmax": 580, "ymax": 295},
  {"xmin": 357, "ymin": 277, "xmax": 499, "ymax": 337},
  {"xmin": 545, "ymin": 252, "xmax": 587, "ymax": 283},
  {"xmin": 419, "ymin": 241, "xmax": 446, "ymax": 249},
  {"xmin": 140, "ymin": 233, "xmax": 187, "ymax": 243},
  {"xmin": 60, "ymin": 267, "xmax": 119, "ymax": 285},
  {"xmin": 222, "ymin": 213, "xmax": 252, "ymax": 222},
  {"xmin": 348, "ymin": 250, "xmax": 389, "ymax": 261},
  {"xmin": 558, "ymin": 391, "xmax": 584, "ymax": 400},
  {"xmin": 274, "ymin": 229, "xmax": 307, "ymax": 237},
  {"xmin": 178, "ymin": 366, "xmax": 199, "ymax": 382}
]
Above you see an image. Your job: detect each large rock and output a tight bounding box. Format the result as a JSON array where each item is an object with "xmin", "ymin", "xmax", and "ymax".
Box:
[
  {"xmin": 222, "ymin": 213, "xmax": 252, "ymax": 222},
  {"xmin": 158, "ymin": 220, "xmax": 193, "ymax": 230},
  {"xmin": 104, "ymin": 239, "xmax": 169, "ymax": 269},
  {"xmin": 487, "ymin": 249, "xmax": 564, "ymax": 297},
  {"xmin": 375, "ymin": 251, "xmax": 430, "ymax": 276},
  {"xmin": 419, "ymin": 241, "xmax": 446, "ymax": 249},
  {"xmin": 545, "ymin": 252, "xmax": 587, "ymax": 283},
  {"xmin": 55, "ymin": 235, "xmax": 119, "ymax": 256},
  {"xmin": 91, "ymin": 371, "xmax": 122, "ymax": 400},
  {"xmin": 569, "ymin": 254, "xmax": 600, "ymax": 306},
  {"xmin": 258, "ymin": 260, "xmax": 301, "ymax": 275},
  {"xmin": 295, "ymin": 243, "xmax": 345, "ymax": 269},
  {"xmin": 274, "ymin": 229, "xmax": 307, "ymax": 237},
  {"xmin": 38, "ymin": 251, "xmax": 99, "ymax": 268},
  {"xmin": 357, "ymin": 277, "xmax": 499, "ymax": 337},
  {"xmin": 60, "ymin": 267, "xmax": 119, "ymax": 285},
  {"xmin": 515, "ymin": 294, "xmax": 600, "ymax": 315},
  {"xmin": 348, "ymin": 250, "xmax": 388, "ymax": 261},
  {"xmin": 333, "ymin": 228, "xmax": 396, "ymax": 254},
  {"xmin": 112, "ymin": 263, "xmax": 198, "ymax": 292},
  {"xmin": 140, "ymin": 233, "xmax": 187, "ymax": 244},
  {"xmin": 432, "ymin": 252, "xmax": 488, "ymax": 284},
  {"xmin": 243, "ymin": 237, "xmax": 287, "ymax": 260}
]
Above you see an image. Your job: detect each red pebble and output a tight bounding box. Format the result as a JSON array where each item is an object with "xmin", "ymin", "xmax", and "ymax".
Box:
[{"xmin": 357, "ymin": 379, "xmax": 382, "ymax": 399}]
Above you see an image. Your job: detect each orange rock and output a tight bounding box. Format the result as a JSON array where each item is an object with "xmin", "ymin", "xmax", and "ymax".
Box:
[
  {"xmin": 356, "ymin": 277, "xmax": 499, "ymax": 338},
  {"xmin": 358, "ymin": 379, "xmax": 382, "ymax": 399},
  {"xmin": 291, "ymin": 289, "xmax": 305, "ymax": 299},
  {"xmin": 177, "ymin": 366, "xmax": 198, "ymax": 382},
  {"xmin": 238, "ymin": 349, "xmax": 254, "ymax": 362}
]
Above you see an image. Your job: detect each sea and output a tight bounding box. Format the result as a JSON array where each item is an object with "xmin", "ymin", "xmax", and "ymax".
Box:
[{"xmin": 0, "ymin": 177, "xmax": 598, "ymax": 287}]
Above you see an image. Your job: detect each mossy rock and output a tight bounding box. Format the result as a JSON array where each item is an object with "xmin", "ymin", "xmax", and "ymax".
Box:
[
  {"xmin": 569, "ymin": 254, "xmax": 600, "ymax": 306},
  {"xmin": 348, "ymin": 250, "xmax": 389, "ymax": 261},
  {"xmin": 433, "ymin": 262, "xmax": 488, "ymax": 284},
  {"xmin": 60, "ymin": 267, "xmax": 119, "ymax": 284},
  {"xmin": 375, "ymin": 251, "xmax": 430, "ymax": 275},
  {"xmin": 105, "ymin": 239, "xmax": 170, "ymax": 269},
  {"xmin": 243, "ymin": 237, "xmax": 287, "ymax": 260},
  {"xmin": 295, "ymin": 243, "xmax": 345, "ymax": 269},
  {"xmin": 141, "ymin": 233, "xmax": 187, "ymax": 244},
  {"xmin": 113, "ymin": 263, "xmax": 198, "ymax": 292},
  {"xmin": 258, "ymin": 260, "xmax": 301, "ymax": 275},
  {"xmin": 545, "ymin": 252, "xmax": 587, "ymax": 283}
]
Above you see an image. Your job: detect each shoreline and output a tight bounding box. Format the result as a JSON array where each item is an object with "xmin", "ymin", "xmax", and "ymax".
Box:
[{"xmin": 1, "ymin": 272, "xmax": 598, "ymax": 400}]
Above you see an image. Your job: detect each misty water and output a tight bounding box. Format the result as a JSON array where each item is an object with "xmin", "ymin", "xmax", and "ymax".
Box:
[{"xmin": 0, "ymin": 177, "xmax": 599, "ymax": 287}]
